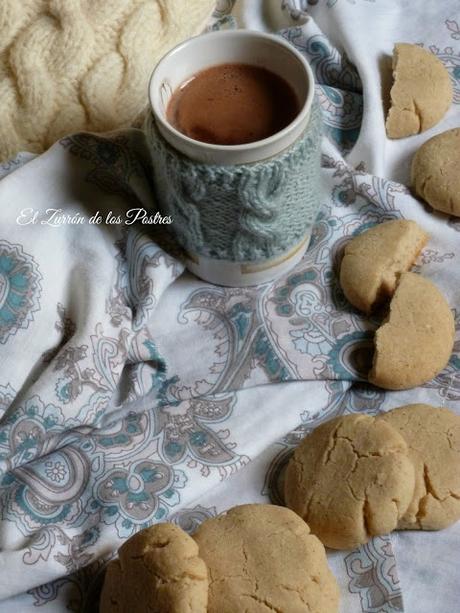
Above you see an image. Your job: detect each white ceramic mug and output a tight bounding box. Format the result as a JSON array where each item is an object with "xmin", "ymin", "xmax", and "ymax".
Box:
[{"xmin": 148, "ymin": 30, "xmax": 317, "ymax": 286}]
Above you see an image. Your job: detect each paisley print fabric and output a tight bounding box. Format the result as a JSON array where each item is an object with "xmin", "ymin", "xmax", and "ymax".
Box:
[
  {"xmin": 0, "ymin": 241, "xmax": 42, "ymax": 345},
  {"xmin": 0, "ymin": 1, "xmax": 459, "ymax": 612},
  {"xmin": 345, "ymin": 537, "xmax": 403, "ymax": 612}
]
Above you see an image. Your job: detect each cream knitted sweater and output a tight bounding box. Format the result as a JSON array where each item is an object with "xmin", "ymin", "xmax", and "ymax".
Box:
[{"xmin": 0, "ymin": 0, "xmax": 215, "ymax": 162}]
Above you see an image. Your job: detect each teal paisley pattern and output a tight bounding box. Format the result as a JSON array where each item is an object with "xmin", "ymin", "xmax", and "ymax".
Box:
[
  {"xmin": 0, "ymin": 400, "xmax": 189, "ymax": 542},
  {"xmin": 94, "ymin": 459, "xmax": 186, "ymax": 536},
  {"xmin": 0, "ymin": 241, "xmax": 42, "ymax": 345},
  {"xmin": 175, "ymin": 288, "xmax": 293, "ymax": 393},
  {"xmin": 1, "ymin": 438, "xmax": 100, "ymax": 532},
  {"xmin": 0, "ymin": 395, "xmax": 67, "ymax": 468},
  {"xmin": 282, "ymin": 28, "xmax": 363, "ymax": 153}
]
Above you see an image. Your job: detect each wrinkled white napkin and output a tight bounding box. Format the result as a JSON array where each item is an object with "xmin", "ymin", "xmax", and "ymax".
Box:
[{"xmin": 0, "ymin": 1, "xmax": 459, "ymax": 611}]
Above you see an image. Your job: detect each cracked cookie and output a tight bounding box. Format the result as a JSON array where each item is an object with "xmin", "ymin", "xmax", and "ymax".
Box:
[
  {"xmin": 284, "ymin": 414, "xmax": 415, "ymax": 550},
  {"xmin": 369, "ymin": 272, "xmax": 455, "ymax": 390},
  {"xmin": 411, "ymin": 128, "xmax": 460, "ymax": 218},
  {"xmin": 99, "ymin": 522, "xmax": 208, "ymax": 613},
  {"xmin": 339, "ymin": 219, "xmax": 428, "ymax": 313},
  {"xmin": 386, "ymin": 43, "xmax": 452, "ymax": 139},
  {"xmin": 193, "ymin": 504, "xmax": 340, "ymax": 612},
  {"xmin": 379, "ymin": 404, "xmax": 460, "ymax": 530}
]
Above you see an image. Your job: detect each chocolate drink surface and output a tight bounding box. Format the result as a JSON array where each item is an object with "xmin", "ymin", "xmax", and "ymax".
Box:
[{"xmin": 166, "ymin": 63, "xmax": 300, "ymax": 146}]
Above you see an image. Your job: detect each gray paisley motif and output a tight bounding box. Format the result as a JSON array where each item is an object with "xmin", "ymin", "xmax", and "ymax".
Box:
[
  {"xmin": 155, "ymin": 386, "xmax": 250, "ymax": 477},
  {"xmin": 345, "ymin": 536, "xmax": 403, "ymax": 612},
  {"xmin": 170, "ymin": 504, "xmax": 218, "ymax": 533},
  {"xmin": 446, "ymin": 19, "xmax": 460, "ymax": 41},
  {"xmin": 23, "ymin": 523, "xmax": 99, "ymax": 571}
]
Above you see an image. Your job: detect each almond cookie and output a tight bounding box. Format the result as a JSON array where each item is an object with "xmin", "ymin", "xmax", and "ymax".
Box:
[
  {"xmin": 284, "ymin": 414, "xmax": 415, "ymax": 550},
  {"xmin": 369, "ymin": 272, "xmax": 455, "ymax": 390},
  {"xmin": 193, "ymin": 504, "xmax": 340, "ymax": 613},
  {"xmin": 411, "ymin": 128, "xmax": 460, "ymax": 217},
  {"xmin": 100, "ymin": 523, "xmax": 208, "ymax": 613},
  {"xmin": 380, "ymin": 404, "xmax": 460, "ymax": 530},
  {"xmin": 386, "ymin": 43, "xmax": 452, "ymax": 138},
  {"xmin": 340, "ymin": 219, "xmax": 428, "ymax": 313}
]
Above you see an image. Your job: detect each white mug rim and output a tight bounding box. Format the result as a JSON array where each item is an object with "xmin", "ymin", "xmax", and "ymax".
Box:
[{"xmin": 148, "ymin": 29, "xmax": 315, "ymax": 161}]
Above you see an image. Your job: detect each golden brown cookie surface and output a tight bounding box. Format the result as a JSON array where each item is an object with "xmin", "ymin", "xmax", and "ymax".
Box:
[
  {"xmin": 340, "ymin": 219, "xmax": 428, "ymax": 313},
  {"xmin": 386, "ymin": 43, "xmax": 452, "ymax": 138},
  {"xmin": 411, "ymin": 128, "xmax": 460, "ymax": 217},
  {"xmin": 379, "ymin": 404, "xmax": 460, "ymax": 530},
  {"xmin": 284, "ymin": 415, "xmax": 415, "ymax": 550},
  {"xmin": 194, "ymin": 504, "xmax": 340, "ymax": 613},
  {"xmin": 369, "ymin": 272, "xmax": 455, "ymax": 390},
  {"xmin": 99, "ymin": 522, "xmax": 208, "ymax": 613}
]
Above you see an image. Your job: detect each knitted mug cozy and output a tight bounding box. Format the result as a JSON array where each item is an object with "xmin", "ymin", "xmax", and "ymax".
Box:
[{"xmin": 144, "ymin": 99, "xmax": 322, "ymax": 265}]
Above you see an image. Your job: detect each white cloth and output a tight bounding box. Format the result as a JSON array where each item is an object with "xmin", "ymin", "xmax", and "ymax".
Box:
[{"xmin": 0, "ymin": 1, "xmax": 459, "ymax": 611}]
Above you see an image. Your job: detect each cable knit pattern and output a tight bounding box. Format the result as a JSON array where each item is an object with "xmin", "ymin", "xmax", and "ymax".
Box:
[
  {"xmin": 145, "ymin": 99, "xmax": 323, "ymax": 262},
  {"xmin": 0, "ymin": 0, "xmax": 216, "ymax": 162}
]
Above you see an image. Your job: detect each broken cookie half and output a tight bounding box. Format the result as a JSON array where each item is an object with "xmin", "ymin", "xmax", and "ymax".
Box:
[
  {"xmin": 386, "ymin": 43, "xmax": 452, "ymax": 139},
  {"xmin": 369, "ymin": 272, "xmax": 455, "ymax": 390},
  {"xmin": 340, "ymin": 219, "xmax": 428, "ymax": 313}
]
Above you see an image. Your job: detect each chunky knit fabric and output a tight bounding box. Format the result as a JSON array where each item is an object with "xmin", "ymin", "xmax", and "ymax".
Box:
[
  {"xmin": 145, "ymin": 100, "xmax": 322, "ymax": 263},
  {"xmin": 0, "ymin": 0, "xmax": 215, "ymax": 162}
]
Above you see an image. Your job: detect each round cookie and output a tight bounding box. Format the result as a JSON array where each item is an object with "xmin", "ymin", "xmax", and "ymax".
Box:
[
  {"xmin": 411, "ymin": 128, "xmax": 460, "ymax": 218},
  {"xmin": 284, "ymin": 414, "xmax": 415, "ymax": 550},
  {"xmin": 193, "ymin": 504, "xmax": 340, "ymax": 613},
  {"xmin": 99, "ymin": 522, "xmax": 208, "ymax": 613},
  {"xmin": 368, "ymin": 272, "xmax": 455, "ymax": 390},
  {"xmin": 340, "ymin": 219, "xmax": 428, "ymax": 313},
  {"xmin": 386, "ymin": 43, "xmax": 452, "ymax": 139},
  {"xmin": 379, "ymin": 404, "xmax": 460, "ymax": 530}
]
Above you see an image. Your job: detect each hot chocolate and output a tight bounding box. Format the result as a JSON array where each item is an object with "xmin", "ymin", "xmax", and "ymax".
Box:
[{"xmin": 166, "ymin": 63, "xmax": 300, "ymax": 146}]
